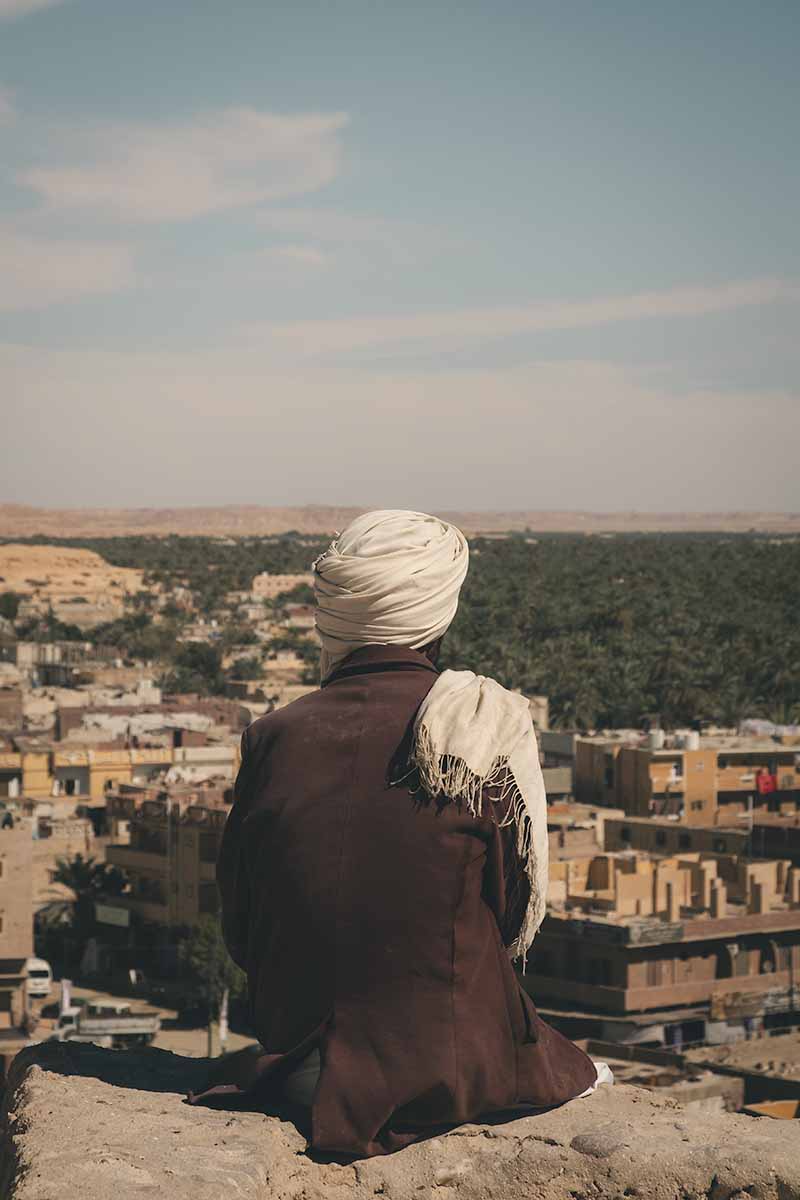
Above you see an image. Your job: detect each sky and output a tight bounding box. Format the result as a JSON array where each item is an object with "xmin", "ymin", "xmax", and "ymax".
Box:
[{"xmin": 1, "ymin": 0, "xmax": 798, "ymax": 512}]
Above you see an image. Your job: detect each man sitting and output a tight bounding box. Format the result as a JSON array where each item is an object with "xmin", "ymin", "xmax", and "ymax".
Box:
[{"xmin": 190, "ymin": 510, "xmax": 600, "ymax": 1157}]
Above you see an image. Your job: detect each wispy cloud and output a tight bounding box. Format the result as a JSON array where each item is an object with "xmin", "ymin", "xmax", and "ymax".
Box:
[
  {"xmin": 0, "ymin": 87, "xmax": 15, "ymax": 124},
  {"xmin": 243, "ymin": 278, "xmax": 799, "ymax": 359},
  {"xmin": 18, "ymin": 107, "xmax": 349, "ymax": 222},
  {"xmin": 0, "ymin": 229, "xmax": 134, "ymax": 311},
  {"xmin": 254, "ymin": 206, "xmax": 448, "ymax": 268},
  {"xmin": 0, "ymin": 0, "xmax": 66, "ymax": 19},
  {"xmin": 256, "ymin": 207, "xmax": 416, "ymax": 246},
  {"xmin": 267, "ymin": 244, "xmax": 328, "ymax": 267}
]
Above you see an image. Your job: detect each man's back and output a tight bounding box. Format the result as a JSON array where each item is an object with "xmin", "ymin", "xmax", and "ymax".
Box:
[{"xmin": 216, "ymin": 644, "xmax": 596, "ymax": 1156}]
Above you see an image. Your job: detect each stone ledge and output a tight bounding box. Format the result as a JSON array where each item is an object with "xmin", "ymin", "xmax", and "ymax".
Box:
[{"xmin": 2, "ymin": 1041, "xmax": 800, "ymax": 1199}]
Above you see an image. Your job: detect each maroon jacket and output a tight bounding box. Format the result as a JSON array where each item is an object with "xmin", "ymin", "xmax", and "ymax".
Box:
[{"xmin": 203, "ymin": 645, "xmax": 595, "ymax": 1157}]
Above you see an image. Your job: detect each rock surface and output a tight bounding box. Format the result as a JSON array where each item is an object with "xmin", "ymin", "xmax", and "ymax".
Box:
[{"xmin": 3, "ymin": 1040, "xmax": 800, "ymax": 1199}]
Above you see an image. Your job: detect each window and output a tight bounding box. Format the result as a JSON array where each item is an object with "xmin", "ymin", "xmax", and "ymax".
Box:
[
  {"xmin": 655, "ymin": 831, "xmax": 667, "ymax": 847},
  {"xmin": 679, "ymin": 833, "xmax": 691, "ymax": 850},
  {"xmin": 589, "ymin": 959, "xmax": 611, "ymax": 986},
  {"xmin": 621, "ymin": 827, "xmax": 631, "ymax": 844},
  {"xmin": 691, "ymin": 800, "xmax": 704, "ymax": 811},
  {"xmin": 604, "ymin": 765, "xmax": 615, "ymax": 789},
  {"xmin": 713, "ymin": 838, "xmax": 726, "ymax": 853}
]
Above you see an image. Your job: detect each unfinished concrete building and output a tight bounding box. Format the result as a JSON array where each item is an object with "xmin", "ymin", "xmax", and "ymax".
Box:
[
  {"xmin": 105, "ymin": 787, "xmax": 230, "ymax": 930},
  {"xmin": 528, "ymin": 849, "xmax": 800, "ymax": 1048}
]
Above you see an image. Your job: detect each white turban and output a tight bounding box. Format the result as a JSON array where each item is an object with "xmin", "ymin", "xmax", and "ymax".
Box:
[{"xmin": 312, "ymin": 509, "xmax": 469, "ymax": 680}]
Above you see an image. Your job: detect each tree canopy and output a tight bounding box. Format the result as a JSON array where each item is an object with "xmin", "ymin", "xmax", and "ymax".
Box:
[
  {"xmin": 180, "ymin": 915, "xmax": 246, "ymax": 1018},
  {"xmin": 11, "ymin": 531, "xmax": 799, "ymax": 729}
]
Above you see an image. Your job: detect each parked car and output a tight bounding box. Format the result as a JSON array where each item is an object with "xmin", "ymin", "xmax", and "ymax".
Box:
[{"xmin": 25, "ymin": 957, "xmax": 53, "ymax": 1000}]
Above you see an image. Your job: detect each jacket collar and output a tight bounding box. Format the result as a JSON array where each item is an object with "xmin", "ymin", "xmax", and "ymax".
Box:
[{"xmin": 320, "ymin": 644, "xmax": 439, "ymax": 688}]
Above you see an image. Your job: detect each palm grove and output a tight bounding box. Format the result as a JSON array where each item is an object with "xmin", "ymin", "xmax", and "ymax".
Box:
[{"xmin": 6, "ymin": 532, "xmax": 799, "ymax": 730}]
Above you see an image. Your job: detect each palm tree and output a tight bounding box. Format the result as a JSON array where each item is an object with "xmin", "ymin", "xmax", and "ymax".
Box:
[{"xmin": 52, "ymin": 854, "xmax": 126, "ymax": 943}]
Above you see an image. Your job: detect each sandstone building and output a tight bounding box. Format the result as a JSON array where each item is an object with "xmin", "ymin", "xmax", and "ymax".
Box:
[
  {"xmin": 575, "ymin": 733, "xmax": 800, "ymax": 825},
  {"xmin": 0, "ymin": 820, "xmax": 33, "ymax": 1030},
  {"xmin": 105, "ymin": 785, "xmax": 230, "ymax": 929},
  {"xmin": 530, "ymin": 848, "xmax": 800, "ymax": 1047}
]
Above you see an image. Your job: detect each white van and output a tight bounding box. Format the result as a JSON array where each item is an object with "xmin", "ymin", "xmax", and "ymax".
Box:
[{"xmin": 25, "ymin": 957, "xmax": 53, "ymax": 999}]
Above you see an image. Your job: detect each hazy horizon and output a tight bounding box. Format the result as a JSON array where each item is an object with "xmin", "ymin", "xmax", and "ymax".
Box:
[{"xmin": 1, "ymin": 1, "xmax": 798, "ymax": 511}]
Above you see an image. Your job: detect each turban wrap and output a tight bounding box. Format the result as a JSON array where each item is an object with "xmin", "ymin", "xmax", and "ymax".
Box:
[{"xmin": 312, "ymin": 509, "xmax": 469, "ymax": 680}]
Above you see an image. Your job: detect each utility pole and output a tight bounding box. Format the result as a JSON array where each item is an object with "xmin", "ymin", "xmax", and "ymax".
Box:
[{"xmin": 219, "ymin": 987, "xmax": 229, "ymax": 1056}]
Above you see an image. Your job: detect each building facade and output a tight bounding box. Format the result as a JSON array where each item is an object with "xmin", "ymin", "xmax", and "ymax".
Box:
[
  {"xmin": 529, "ymin": 848, "xmax": 800, "ymax": 1047},
  {"xmin": 575, "ymin": 736, "xmax": 800, "ymax": 826},
  {"xmin": 105, "ymin": 791, "xmax": 228, "ymax": 929},
  {"xmin": 0, "ymin": 820, "xmax": 33, "ymax": 1029}
]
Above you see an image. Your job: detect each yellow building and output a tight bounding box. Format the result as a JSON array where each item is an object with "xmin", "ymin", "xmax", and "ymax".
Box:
[
  {"xmin": 0, "ymin": 743, "xmax": 238, "ymax": 802},
  {"xmin": 575, "ymin": 736, "xmax": 800, "ymax": 826}
]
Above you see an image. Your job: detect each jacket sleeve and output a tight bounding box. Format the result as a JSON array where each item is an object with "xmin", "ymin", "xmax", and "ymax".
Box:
[{"xmin": 216, "ymin": 727, "xmax": 254, "ymax": 969}]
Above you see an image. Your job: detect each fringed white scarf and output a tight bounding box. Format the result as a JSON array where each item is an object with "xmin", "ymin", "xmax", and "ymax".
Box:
[{"xmin": 410, "ymin": 669, "xmax": 549, "ymax": 966}]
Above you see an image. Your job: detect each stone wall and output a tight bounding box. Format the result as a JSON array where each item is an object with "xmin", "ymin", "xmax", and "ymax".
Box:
[{"xmin": 3, "ymin": 1040, "xmax": 800, "ymax": 1199}]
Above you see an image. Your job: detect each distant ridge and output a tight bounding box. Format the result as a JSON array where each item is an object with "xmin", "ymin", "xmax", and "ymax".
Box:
[{"xmin": 1, "ymin": 503, "xmax": 798, "ymax": 538}]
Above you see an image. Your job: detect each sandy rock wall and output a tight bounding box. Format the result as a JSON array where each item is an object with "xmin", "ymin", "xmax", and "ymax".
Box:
[{"xmin": 2, "ymin": 1040, "xmax": 800, "ymax": 1200}]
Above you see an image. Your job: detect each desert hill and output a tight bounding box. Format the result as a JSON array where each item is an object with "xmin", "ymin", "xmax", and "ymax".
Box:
[
  {"xmin": 1, "ymin": 503, "xmax": 798, "ymax": 538},
  {"xmin": 0, "ymin": 543, "xmax": 144, "ymax": 598}
]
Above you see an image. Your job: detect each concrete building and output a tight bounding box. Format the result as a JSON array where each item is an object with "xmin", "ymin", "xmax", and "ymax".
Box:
[
  {"xmin": 575, "ymin": 733, "xmax": 800, "ymax": 826},
  {"xmin": 283, "ymin": 603, "xmax": 316, "ymax": 631},
  {"xmin": 604, "ymin": 816, "xmax": 749, "ymax": 858},
  {"xmin": 25, "ymin": 800, "xmax": 101, "ymax": 911},
  {"xmin": 251, "ymin": 572, "xmax": 312, "ymax": 601},
  {"xmin": 539, "ymin": 730, "xmax": 577, "ymax": 767},
  {"xmin": 742, "ymin": 814, "xmax": 800, "ymax": 868},
  {"xmin": 529, "ymin": 849, "xmax": 800, "ymax": 1047},
  {"xmin": 0, "ymin": 687, "xmax": 23, "ymax": 733},
  {"xmin": 0, "ymin": 740, "xmax": 239, "ymax": 802},
  {"xmin": 0, "ymin": 820, "xmax": 33, "ymax": 1030},
  {"xmin": 105, "ymin": 786, "xmax": 230, "ymax": 929},
  {"xmin": 548, "ymin": 802, "xmax": 626, "ymax": 861},
  {"xmin": 579, "ymin": 1039, "xmax": 745, "ymax": 1114}
]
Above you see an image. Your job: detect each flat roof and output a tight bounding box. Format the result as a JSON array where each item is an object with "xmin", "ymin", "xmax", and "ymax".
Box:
[{"xmin": 545, "ymin": 906, "xmax": 800, "ymax": 945}]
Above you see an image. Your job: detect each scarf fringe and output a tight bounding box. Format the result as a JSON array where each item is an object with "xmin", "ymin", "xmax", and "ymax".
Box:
[{"xmin": 411, "ymin": 722, "xmax": 544, "ymax": 970}]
